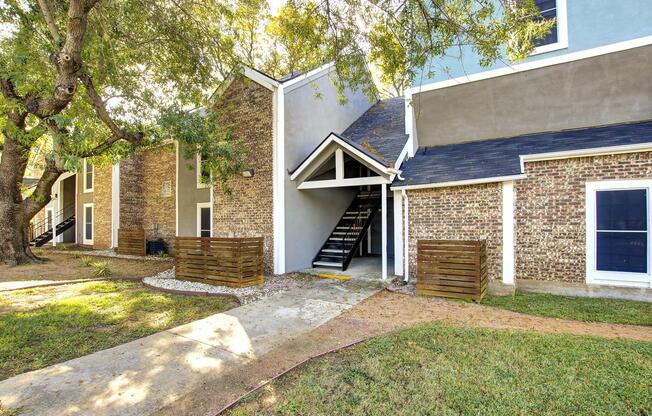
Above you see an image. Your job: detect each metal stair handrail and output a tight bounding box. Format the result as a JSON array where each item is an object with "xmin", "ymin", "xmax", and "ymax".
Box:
[
  {"xmin": 340, "ymin": 193, "xmax": 381, "ymax": 270},
  {"xmin": 30, "ymin": 202, "xmax": 76, "ymax": 242}
]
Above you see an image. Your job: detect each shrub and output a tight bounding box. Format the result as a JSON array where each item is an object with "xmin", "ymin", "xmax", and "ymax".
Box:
[
  {"xmin": 91, "ymin": 261, "xmax": 111, "ymax": 277},
  {"xmin": 80, "ymin": 256, "xmax": 93, "ymax": 267},
  {"xmin": 33, "ymin": 248, "xmax": 45, "ymax": 256}
]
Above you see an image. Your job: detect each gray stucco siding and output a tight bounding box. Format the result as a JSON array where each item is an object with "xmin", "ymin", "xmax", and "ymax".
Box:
[
  {"xmin": 414, "ymin": 44, "xmax": 652, "ymax": 147},
  {"xmin": 283, "ymin": 71, "xmax": 375, "ymax": 272},
  {"xmin": 177, "ymin": 143, "xmax": 210, "ymax": 237}
]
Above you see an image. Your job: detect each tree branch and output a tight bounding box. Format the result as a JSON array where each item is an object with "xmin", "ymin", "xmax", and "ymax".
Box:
[
  {"xmin": 36, "ymin": 0, "xmax": 61, "ymax": 43},
  {"xmin": 78, "ymin": 72, "xmax": 144, "ymax": 146}
]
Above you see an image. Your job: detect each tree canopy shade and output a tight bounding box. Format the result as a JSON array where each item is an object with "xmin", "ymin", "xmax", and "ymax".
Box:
[{"xmin": 0, "ymin": 0, "xmax": 551, "ymax": 265}]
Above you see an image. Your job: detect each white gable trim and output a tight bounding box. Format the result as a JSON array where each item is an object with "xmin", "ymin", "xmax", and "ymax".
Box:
[
  {"xmin": 391, "ymin": 174, "xmax": 526, "ymax": 191},
  {"xmin": 290, "ymin": 133, "xmax": 390, "ymax": 182},
  {"xmin": 242, "ymin": 67, "xmax": 279, "ymax": 91},
  {"xmin": 282, "ymin": 62, "xmax": 335, "ymax": 93}
]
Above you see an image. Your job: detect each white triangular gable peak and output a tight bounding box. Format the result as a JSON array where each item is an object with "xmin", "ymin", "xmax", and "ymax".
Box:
[{"xmin": 290, "ymin": 133, "xmax": 392, "ymax": 189}]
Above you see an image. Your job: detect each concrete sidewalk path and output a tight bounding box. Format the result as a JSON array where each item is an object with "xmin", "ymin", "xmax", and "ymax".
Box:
[{"xmin": 0, "ymin": 278, "xmax": 383, "ymax": 416}]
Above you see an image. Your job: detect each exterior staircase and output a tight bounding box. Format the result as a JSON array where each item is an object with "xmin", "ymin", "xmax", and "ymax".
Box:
[
  {"xmin": 312, "ymin": 190, "xmax": 381, "ymax": 270},
  {"xmin": 30, "ymin": 203, "xmax": 76, "ymax": 247}
]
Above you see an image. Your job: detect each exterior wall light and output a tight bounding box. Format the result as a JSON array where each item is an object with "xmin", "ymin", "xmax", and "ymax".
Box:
[{"xmin": 242, "ymin": 169, "xmax": 255, "ymax": 178}]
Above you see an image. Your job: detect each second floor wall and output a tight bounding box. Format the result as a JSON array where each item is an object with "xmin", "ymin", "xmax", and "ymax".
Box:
[
  {"xmin": 413, "ymin": 43, "xmax": 652, "ymax": 146},
  {"xmin": 413, "ymin": 0, "xmax": 652, "ymax": 87}
]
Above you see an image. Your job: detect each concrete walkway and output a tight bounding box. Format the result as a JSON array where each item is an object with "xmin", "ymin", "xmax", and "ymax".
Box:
[{"xmin": 0, "ymin": 278, "xmax": 383, "ymax": 416}]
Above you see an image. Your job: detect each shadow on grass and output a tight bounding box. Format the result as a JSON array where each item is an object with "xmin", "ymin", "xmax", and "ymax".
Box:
[{"xmin": 0, "ymin": 280, "xmax": 238, "ymax": 380}]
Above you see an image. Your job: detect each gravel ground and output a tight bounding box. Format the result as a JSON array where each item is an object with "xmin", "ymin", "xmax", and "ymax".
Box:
[
  {"xmin": 143, "ymin": 269, "xmax": 320, "ymax": 304},
  {"xmin": 48, "ymin": 249, "xmax": 173, "ymax": 262}
]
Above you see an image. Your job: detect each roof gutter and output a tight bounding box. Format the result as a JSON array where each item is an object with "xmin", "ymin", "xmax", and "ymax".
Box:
[{"xmin": 390, "ymin": 174, "xmax": 526, "ymax": 191}]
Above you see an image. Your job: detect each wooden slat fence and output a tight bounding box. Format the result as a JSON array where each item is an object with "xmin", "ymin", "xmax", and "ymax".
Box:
[
  {"xmin": 117, "ymin": 228, "xmax": 146, "ymax": 256},
  {"xmin": 416, "ymin": 240, "xmax": 488, "ymax": 302},
  {"xmin": 175, "ymin": 237, "xmax": 264, "ymax": 288}
]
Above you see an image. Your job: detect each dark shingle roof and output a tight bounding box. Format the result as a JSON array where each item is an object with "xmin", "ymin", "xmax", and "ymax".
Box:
[
  {"xmin": 396, "ymin": 120, "xmax": 652, "ymax": 187},
  {"xmin": 341, "ymin": 97, "xmax": 408, "ymax": 166}
]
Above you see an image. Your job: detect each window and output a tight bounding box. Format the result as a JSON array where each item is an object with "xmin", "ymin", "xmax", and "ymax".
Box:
[
  {"xmin": 196, "ymin": 153, "xmax": 211, "ymax": 189},
  {"xmin": 83, "ymin": 203, "xmax": 94, "ymax": 245},
  {"xmin": 532, "ymin": 0, "xmax": 568, "ymax": 55},
  {"xmin": 197, "ymin": 203, "xmax": 212, "ymax": 237},
  {"xmin": 83, "ymin": 160, "xmax": 94, "ymax": 192},
  {"xmin": 586, "ymin": 181, "xmax": 652, "ymax": 288}
]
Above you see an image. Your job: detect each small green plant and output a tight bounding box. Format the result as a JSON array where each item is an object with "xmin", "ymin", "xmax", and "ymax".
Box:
[
  {"xmin": 80, "ymin": 256, "xmax": 93, "ymax": 267},
  {"xmin": 91, "ymin": 261, "xmax": 111, "ymax": 277},
  {"xmin": 72, "ymin": 252, "xmax": 83, "ymax": 259},
  {"xmin": 0, "ymin": 402, "xmax": 21, "ymax": 416},
  {"xmin": 155, "ymin": 251, "xmax": 169, "ymax": 258},
  {"xmin": 33, "ymin": 248, "xmax": 45, "ymax": 257}
]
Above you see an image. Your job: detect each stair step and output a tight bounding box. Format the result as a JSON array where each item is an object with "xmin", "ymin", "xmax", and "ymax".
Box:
[
  {"xmin": 313, "ymin": 261, "xmax": 343, "ymax": 268},
  {"xmin": 321, "ymin": 248, "xmax": 349, "ymax": 253},
  {"xmin": 329, "ymin": 237, "xmax": 356, "ymax": 241}
]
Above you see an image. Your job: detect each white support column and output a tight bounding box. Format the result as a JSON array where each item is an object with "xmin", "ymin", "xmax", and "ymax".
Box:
[
  {"xmin": 393, "ymin": 190, "xmax": 403, "ymax": 276},
  {"xmin": 111, "ymin": 163, "xmax": 120, "ymax": 248},
  {"xmin": 403, "ymin": 189, "xmax": 409, "ymax": 282},
  {"xmin": 53, "ymin": 180, "xmax": 61, "ymax": 246},
  {"xmin": 502, "ymin": 181, "xmax": 515, "ymax": 285},
  {"xmin": 335, "ymin": 148, "xmax": 344, "ymax": 180},
  {"xmin": 381, "ymin": 183, "xmax": 388, "ymax": 280}
]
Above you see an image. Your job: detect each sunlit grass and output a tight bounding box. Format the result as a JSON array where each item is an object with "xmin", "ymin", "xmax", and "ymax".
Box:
[
  {"xmin": 0, "ymin": 281, "xmax": 238, "ymax": 380},
  {"xmin": 228, "ymin": 323, "xmax": 652, "ymax": 415},
  {"xmin": 483, "ymin": 292, "xmax": 652, "ymax": 326}
]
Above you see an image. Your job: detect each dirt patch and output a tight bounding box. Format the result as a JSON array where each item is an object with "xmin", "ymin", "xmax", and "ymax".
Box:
[
  {"xmin": 153, "ymin": 290, "xmax": 652, "ymax": 416},
  {"xmin": 0, "ymin": 253, "xmax": 172, "ymax": 285}
]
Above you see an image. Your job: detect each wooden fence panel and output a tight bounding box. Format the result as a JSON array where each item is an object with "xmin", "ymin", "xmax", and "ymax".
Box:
[
  {"xmin": 416, "ymin": 239, "xmax": 487, "ymax": 302},
  {"xmin": 175, "ymin": 237, "xmax": 264, "ymax": 288},
  {"xmin": 117, "ymin": 229, "xmax": 146, "ymax": 256}
]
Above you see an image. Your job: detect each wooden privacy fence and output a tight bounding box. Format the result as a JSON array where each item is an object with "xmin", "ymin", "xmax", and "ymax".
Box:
[
  {"xmin": 175, "ymin": 237, "xmax": 264, "ymax": 288},
  {"xmin": 416, "ymin": 240, "xmax": 488, "ymax": 302},
  {"xmin": 117, "ymin": 229, "xmax": 146, "ymax": 256}
]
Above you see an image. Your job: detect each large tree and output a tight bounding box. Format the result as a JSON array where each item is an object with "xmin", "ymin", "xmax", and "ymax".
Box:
[{"xmin": 0, "ymin": 0, "xmax": 549, "ymax": 265}]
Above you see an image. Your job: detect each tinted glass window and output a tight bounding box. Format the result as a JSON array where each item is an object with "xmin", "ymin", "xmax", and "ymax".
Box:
[
  {"xmin": 201, "ymin": 207, "xmax": 210, "ymax": 231},
  {"xmin": 85, "ymin": 206, "xmax": 93, "ymax": 240},
  {"xmin": 596, "ymin": 190, "xmax": 647, "ymax": 231},
  {"xmin": 597, "ymin": 232, "xmax": 647, "ymax": 273},
  {"xmin": 534, "ymin": 0, "xmax": 558, "ymax": 46}
]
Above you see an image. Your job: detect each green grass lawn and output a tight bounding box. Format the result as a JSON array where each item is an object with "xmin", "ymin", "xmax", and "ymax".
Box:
[
  {"xmin": 482, "ymin": 292, "xmax": 652, "ymax": 326},
  {"xmin": 228, "ymin": 323, "xmax": 652, "ymax": 416},
  {"xmin": 0, "ymin": 280, "xmax": 238, "ymax": 380}
]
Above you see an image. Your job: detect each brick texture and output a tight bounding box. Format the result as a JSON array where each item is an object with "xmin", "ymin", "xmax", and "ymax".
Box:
[
  {"xmin": 93, "ymin": 164, "xmax": 113, "ymax": 249},
  {"xmin": 119, "ymin": 155, "xmax": 144, "ymax": 229},
  {"xmin": 407, "ymin": 183, "xmax": 503, "ymax": 281},
  {"xmin": 142, "ymin": 145, "xmax": 177, "ymax": 254},
  {"xmin": 515, "ymin": 152, "xmax": 652, "ymax": 283},
  {"xmin": 213, "ymin": 77, "xmax": 275, "ymax": 274}
]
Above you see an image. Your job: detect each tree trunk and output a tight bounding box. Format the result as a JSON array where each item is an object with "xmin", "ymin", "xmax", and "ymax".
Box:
[
  {"xmin": 0, "ymin": 200, "xmax": 39, "ymax": 266},
  {"xmin": 0, "ymin": 129, "xmax": 52, "ymax": 266}
]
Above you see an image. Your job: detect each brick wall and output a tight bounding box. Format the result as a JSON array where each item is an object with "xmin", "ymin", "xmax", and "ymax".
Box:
[
  {"xmin": 119, "ymin": 155, "xmax": 144, "ymax": 229},
  {"xmin": 515, "ymin": 152, "xmax": 652, "ymax": 283},
  {"xmin": 142, "ymin": 145, "xmax": 177, "ymax": 254},
  {"xmin": 93, "ymin": 164, "xmax": 113, "ymax": 249},
  {"xmin": 213, "ymin": 77, "xmax": 275, "ymax": 274},
  {"xmin": 407, "ymin": 183, "xmax": 503, "ymax": 281}
]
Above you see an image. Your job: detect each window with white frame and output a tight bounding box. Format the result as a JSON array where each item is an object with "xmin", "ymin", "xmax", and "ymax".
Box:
[
  {"xmin": 83, "ymin": 160, "xmax": 94, "ymax": 192},
  {"xmin": 586, "ymin": 180, "xmax": 652, "ymax": 288},
  {"xmin": 532, "ymin": 0, "xmax": 568, "ymax": 54},
  {"xmin": 196, "ymin": 153, "xmax": 211, "ymax": 189},
  {"xmin": 83, "ymin": 203, "xmax": 94, "ymax": 245},
  {"xmin": 197, "ymin": 203, "xmax": 211, "ymax": 237}
]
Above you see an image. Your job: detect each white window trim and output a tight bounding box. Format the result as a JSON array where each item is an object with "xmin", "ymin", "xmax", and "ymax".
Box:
[
  {"xmin": 82, "ymin": 202, "xmax": 94, "ymax": 245},
  {"xmin": 586, "ymin": 179, "xmax": 652, "ymax": 289},
  {"xmin": 531, "ymin": 0, "xmax": 568, "ymax": 56},
  {"xmin": 196, "ymin": 153, "xmax": 210, "ymax": 189},
  {"xmin": 196, "ymin": 202, "xmax": 212, "ymax": 237},
  {"xmin": 83, "ymin": 159, "xmax": 94, "ymax": 193}
]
